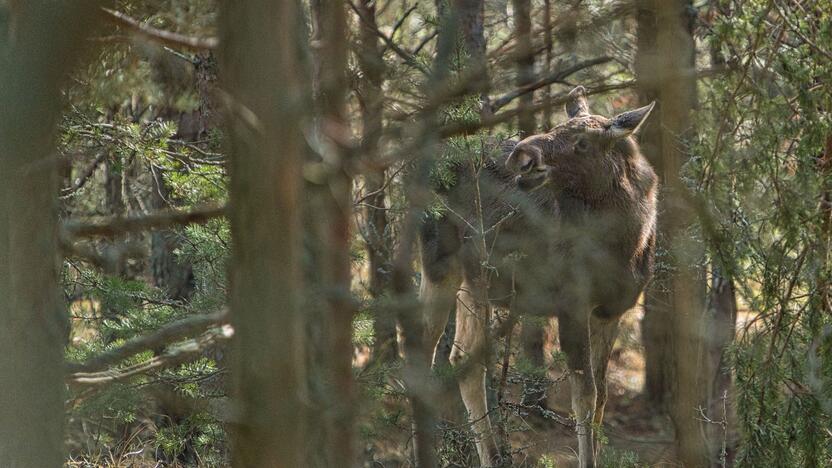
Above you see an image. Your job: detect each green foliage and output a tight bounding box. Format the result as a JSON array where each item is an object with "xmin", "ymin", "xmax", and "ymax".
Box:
[
  {"xmin": 692, "ymin": 1, "xmax": 832, "ymax": 465},
  {"xmin": 598, "ymin": 447, "xmax": 646, "ymax": 468}
]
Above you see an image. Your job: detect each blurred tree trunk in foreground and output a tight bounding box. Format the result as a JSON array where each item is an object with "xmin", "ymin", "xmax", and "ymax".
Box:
[
  {"xmin": 311, "ymin": 0, "xmax": 356, "ymax": 464},
  {"xmin": 0, "ymin": 0, "xmax": 101, "ymax": 465},
  {"xmin": 220, "ymin": 0, "xmax": 308, "ymax": 465},
  {"xmin": 635, "ymin": 0, "xmax": 672, "ymax": 408},
  {"xmin": 655, "ymin": 1, "xmax": 712, "ymax": 466}
]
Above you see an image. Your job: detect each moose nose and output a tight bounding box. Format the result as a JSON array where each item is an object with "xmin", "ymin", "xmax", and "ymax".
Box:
[{"xmin": 507, "ymin": 149, "xmax": 535, "ymax": 174}]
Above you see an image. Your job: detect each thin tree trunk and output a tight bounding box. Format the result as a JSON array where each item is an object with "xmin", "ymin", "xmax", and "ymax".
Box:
[
  {"xmin": 635, "ymin": 0, "xmax": 672, "ymax": 408},
  {"xmin": 704, "ymin": 15, "xmax": 737, "ymax": 463},
  {"xmin": 220, "ymin": 0, "xmax": 308, "ymax": 465},
  {"xmin": 149, "ymin": 164, "xmax": 195, "ymax": 301},
  {"xmin": 311, "ymin": 0, "xmax": 356, "ymax": 465},
  {"xmin": 512, "ymin": 0, "xmax": 535, "ymax": 135},
  {"xmin": 0, "ymin": 1, "xmax": 102, "ymax": 465},
  {"xmin": 452, "ymin": 0, "xmax": 491, "ymax": 115},
  {"xmin": 541, "ymin": 0, "xmax": 553, "ymax": 129},
  {"xmin": 656, "ymin": 1, "xmax": 711, "ymax": 465},
  {"xmin": 356, "ymin": 0, "xmax": 398, "ymax": 364}
]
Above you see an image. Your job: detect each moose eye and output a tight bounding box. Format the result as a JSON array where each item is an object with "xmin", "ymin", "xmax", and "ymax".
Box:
[{"xmin": 574, "ymin": 138, "xmax": 590, "ymax": 153}]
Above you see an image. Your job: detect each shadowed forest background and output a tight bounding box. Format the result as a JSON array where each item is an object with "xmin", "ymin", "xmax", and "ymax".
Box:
[{"xmin": 0, "ymin": 0, "xmax": 829, "ymax": 466}]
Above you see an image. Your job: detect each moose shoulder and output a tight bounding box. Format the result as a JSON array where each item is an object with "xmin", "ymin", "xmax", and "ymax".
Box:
[{"xmin": 419, "ymin": 86, "xmax": 658, "ymax": 467}]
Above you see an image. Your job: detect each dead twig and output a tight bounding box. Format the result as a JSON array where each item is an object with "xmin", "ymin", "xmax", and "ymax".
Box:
[{"xmin": 100, "ymin": 7, "xmax": 218, "ymax": 51}]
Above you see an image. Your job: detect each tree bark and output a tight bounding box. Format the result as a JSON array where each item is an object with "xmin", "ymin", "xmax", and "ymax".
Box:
[
  {"xmin": 451, "ymin": 0, "xmax": 490, "ymax": 115},
  {"xmin": 512, "ymin": 0, "xmax": 535, "ymax": 135},
  {"xmin": 704, "ymin": 13, "xmax": 737, "ymax": 463},
  {"xmin": 655, "ymin": 1, "xmax": 712, "ymax": 466},
  {"xmin": 311, "ymin": 0, "xmax": 356, "ymax": 465},
  {"xmin": 541, "ymin": 0, "xmax": 553, "ymax": 129},
  {"xmin": 355, "ymin": 0, "xmax": 398, "ymax": 364},
  {"xmin": 0, "ymin": 1, "xmax": 102, "ymax": 465},
  {"xmin": 635, "ymin": 0, "xmax": 672, "ymax": 408},
  {"xmin": 219, "ymin": 0, "xmax": 308, "ymax": 465}
]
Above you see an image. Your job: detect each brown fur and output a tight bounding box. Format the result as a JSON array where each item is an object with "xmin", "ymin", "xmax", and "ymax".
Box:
[{"xmin": 419, "ymin": 87, "xmax": 657, "ymax": 467}]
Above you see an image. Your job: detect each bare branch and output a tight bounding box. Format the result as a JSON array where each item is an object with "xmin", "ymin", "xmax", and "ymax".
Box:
[
  {"xmin": 490, "ymin": 57, "xmax": 614, "ymax": 111},
  {"xmin": 63, "ymin": 204, "xmax": 226, "ymax": 238},
  {"xmin": 440, "ymin": 81, "xmax": 635, "ymax": 138},
  {"xmin": 100, "ymin": 7, "xmax": 218, "ymax": 51},
  {"xmin": 346, "ymin": 0, "xmax": 430, "ymax": 75}
]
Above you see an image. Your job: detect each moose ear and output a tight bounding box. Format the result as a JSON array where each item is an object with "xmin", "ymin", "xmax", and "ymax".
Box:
[
  {"xmin": 565, "ymin": 85, "xmax": 589, "ymax": 118},
  {"xmin": 608, "ymin": 102, "xmax": 655, "ymax": 138}
]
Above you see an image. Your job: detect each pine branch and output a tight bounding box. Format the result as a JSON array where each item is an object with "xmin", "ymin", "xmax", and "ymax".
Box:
[
  {"xmin": 67, "ymin": 322, "xmax": 233, "ymax": 387},
  {"xmin": 67, "ymin": 309, "xmax": 229, "ymax": 374}
]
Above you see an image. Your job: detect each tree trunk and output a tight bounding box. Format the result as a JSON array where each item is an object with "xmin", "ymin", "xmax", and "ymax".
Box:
[
  {"xmin": 655, "ymin": 1, "xmax": 712, "ymax": 466},
  {"xmin": 356, "ymin": 0, "xmax": 398, "ymax": 365},
  {"xmin": 635, "ymin": 0, "xmax": 672, "ymax": 408},
  {"xmin": 0, "ymin": 1, "xmax": 102, "ymax": 465},
  {"xmin": 149, "ymin": 164, "xmax": 195, "ymax": 301},
  {"xmin": 220, "ymin": 0, "xmax": 308, "ymax": 465},
  {"xmin": 541, "ymin": 0, "xmax": 553, "ymax": 129},
  {"xmin": 512, "ymin": 0, "xmax": 535, "ymax": 136},
  {"xmin": 451, "ymin": 0, "xmax": 490, "ymax": 115},
  {"xmin": 311, "ymin": 0, "xmax": 356, "ymax": 465},
  {"xmin": 704, "ymin": 13, "xmax": 737, "ymax": 463}
]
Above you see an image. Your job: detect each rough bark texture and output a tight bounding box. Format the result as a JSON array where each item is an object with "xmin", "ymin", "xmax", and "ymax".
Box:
[
  {"xmin": 0, "ymin": 1, "xmax": 102, "ymax": 465},
  {"xmin": 220, "ymin": 0, "xmax": 307, "ymax": 465}
]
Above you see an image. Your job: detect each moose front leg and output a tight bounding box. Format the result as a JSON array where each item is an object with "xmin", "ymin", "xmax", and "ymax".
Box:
[
  {"xmin": 558, "ymin": 313, "xmax": 597, "ymax": 468},
  {"xmin": 449, "ymin": 279, "xmax": 500, "ymax": 467},
  {"xmin": 589, "ymin": 315, "xmax": 620, "ymax": 458}
]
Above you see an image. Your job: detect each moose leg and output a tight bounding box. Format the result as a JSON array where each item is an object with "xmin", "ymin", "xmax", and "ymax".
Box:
[
  {"xmin": 559, "ymin": 313, "xmax": 597, "ymax": 468},
  {"xmin": 419, "ymin": 263, "xmax": 461, "ymax": 366},
  {"xmin": 589, "ymin": 315, "xmax": 620, "ymax": 458},
  {"xmin": 449, "ymin": 279, "xmax": 500, "ymax": 467}
]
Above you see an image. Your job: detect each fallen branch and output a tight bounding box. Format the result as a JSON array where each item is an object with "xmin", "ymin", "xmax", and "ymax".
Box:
[
  {"xmin": 67, "ymin": 309, "xmax": 229, "ymax": 374},
  {"xmin": 63, "ymin": 204, "xmax": 226, "ymax": 238},
  {"xmin": 100, "ymin": 7, "xmax": 218, "ymax": 51}
]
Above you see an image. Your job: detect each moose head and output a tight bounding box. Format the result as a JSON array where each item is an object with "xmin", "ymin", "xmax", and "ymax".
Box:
[{"xmin": 506, "ymin": 86, "xmax": 655, "ymax": 195}]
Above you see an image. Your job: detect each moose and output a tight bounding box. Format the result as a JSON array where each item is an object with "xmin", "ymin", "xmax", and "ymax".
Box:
[{"xmin": 418, "ymin": 86, "xmax": 657, "ymax": 467}]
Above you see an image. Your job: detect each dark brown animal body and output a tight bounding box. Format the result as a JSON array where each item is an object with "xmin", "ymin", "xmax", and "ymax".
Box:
[{"xmin": 419, "ymin": 86, "xmax": 657, "ymax": 467}]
